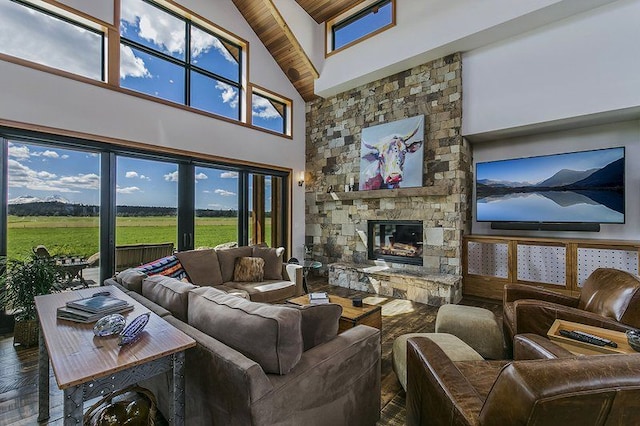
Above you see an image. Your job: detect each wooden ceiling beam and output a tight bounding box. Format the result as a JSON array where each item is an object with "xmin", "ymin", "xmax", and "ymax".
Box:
[
  {"xmin": 295, "ymin": 0, "xmax": 367, "ymax": 23},
  {"xmin": 232, "ymin": 0, "xmax": 319, "ymax": 102}
]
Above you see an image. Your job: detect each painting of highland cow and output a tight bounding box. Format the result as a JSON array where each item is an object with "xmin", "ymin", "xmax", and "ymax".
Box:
[{"xmin": 359, "ymin": 115, "xmax": 424, "ymax": 190}]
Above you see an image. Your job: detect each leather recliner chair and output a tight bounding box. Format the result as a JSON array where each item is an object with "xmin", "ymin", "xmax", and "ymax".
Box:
[
  {"xmin": 503, "ymin": 267, "xmax": 640, "ymax": 354},
  {"xmin": 406, "ymin": 334, "xmax": 640, "ymax": 426}
]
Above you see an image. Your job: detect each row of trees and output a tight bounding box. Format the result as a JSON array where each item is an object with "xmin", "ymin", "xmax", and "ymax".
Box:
[{"xmin": 8, "ymin": 202, "xmax": 243, "ymax": 217}]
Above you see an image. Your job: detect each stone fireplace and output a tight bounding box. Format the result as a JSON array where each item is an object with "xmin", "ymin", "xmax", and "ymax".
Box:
[
  {"xmin": 368, "ymin": 220, "xmax": 423, "ymax": 265},
  {"xmin": 304, "ymin": 53, "xmax": 471, "ymax": 306}
]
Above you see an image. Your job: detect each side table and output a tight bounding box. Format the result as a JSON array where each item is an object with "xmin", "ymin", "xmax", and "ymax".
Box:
[{"xmin": 301, "ymin": 260, "xmax": 321, "ymax": 293}]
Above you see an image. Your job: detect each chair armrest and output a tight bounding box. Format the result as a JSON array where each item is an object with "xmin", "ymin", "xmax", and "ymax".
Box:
[
  {"xmin": 284, "ymin": 263, "xmax": 304, "ymax": 296},
  {"xmin": 406, "ymin": 337, "xmax": 483, "ymax": 426},
  {"xmin": 511, "ymin": 299, "xmax": 637, "ymax": 337},
  {"xmin": 513, "ymin": 334, "xmax": 574, "ymax": 360},
  {"xmin": 504, "ymin": 284, "xmax": 580, "ymax": 307}
]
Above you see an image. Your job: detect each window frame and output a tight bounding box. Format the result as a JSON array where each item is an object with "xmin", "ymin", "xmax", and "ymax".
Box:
[
  {"xmin": 249, "ymin": 84, "xmax": 292, "ymax": 136},
  {"xmin": 1, "ymin": 0, "xmax": 107, "ymax": 81},
  {"xmin": 119, "ymin": 0, "xmax": 244, "ymax": 121},
  {"xmin": 325, "ymin": 0, "xmax": 395, "ymax": 56}
]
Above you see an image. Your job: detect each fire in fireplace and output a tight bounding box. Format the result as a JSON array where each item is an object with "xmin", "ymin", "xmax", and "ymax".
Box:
[{"xmin": 367, "ymin": 220, "xmax": 423, "ymax": 265}]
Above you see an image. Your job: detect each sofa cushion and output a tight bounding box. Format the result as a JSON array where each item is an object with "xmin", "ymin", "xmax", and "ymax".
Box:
[
  {"xmin": 142, "ymin": 275, "xmax": 198, "ymax": 322},
  {"xmin": 252, "ymin": 246, "xmax": 284, "ymax": 280},
  {"xmin": 216, "ymin": 246, "xmax": 253, "ymax": 282},
  {"xmin": 114, "ymin": 268, "xmax": 147, "ymax": 294},
  {"xmin": 286, "ymin": 303, "xmax": 342, "ymax": 351},
  {"xmin": 233, "ymin": 257, "xmax": 265, "ymax": 282},
  {"xmin": 188, "ymin": 287, "xmax": 303, "ymax": 374},
  {"xmin": 138, "ymin": 255, "xmax": 188, "ymax": 281},
  {"xmin": 228, "ymin": 281, "xmax": 296, "ymax": 303},
  {"xmin": 175, "ymin": 249, "xmax": 224, "ymax": 286}
]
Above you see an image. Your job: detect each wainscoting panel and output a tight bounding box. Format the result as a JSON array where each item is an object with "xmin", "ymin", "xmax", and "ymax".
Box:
[{"xmin": 577, "ymin": 248, "xmax": 639, "ymax": 287}]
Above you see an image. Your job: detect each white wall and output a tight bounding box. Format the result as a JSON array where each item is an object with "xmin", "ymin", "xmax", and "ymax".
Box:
[
  {"xmin": 471, "ymin": 120, "xmax": 640, "ymax": 239},
  {"xmin": 314, "ymin": 0, "xmax": 617, "ymax": 97},
  {"xmin": 463, "ymin": 0, "xmax": 640, "ymax": 137},
  {"xmin": 0, "ymin": 0, "xmax": 307, "ymax": 259}
]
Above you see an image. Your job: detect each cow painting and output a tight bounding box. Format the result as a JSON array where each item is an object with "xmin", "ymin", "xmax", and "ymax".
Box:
[{"xmin": 359, "ymin": 116, "xmax": 424, "ymax": 190}]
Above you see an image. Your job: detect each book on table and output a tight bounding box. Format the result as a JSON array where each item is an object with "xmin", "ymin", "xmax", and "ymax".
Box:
[
  {"xmin": 66, "ymin": 294, "xmax": 129, "ymax": 313},
  {"xmin": 56, "ymin": 303, "xmax": 134, "ymax": 323},
  {"xmin": 309, "ymin": 292, "xmax": 329, "ymax": 304}
]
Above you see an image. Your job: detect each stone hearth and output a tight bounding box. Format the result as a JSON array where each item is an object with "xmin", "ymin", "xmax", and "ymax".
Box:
[{"xmin": 329, "ymin": 263, "xmax": 462, "ymax": 307}]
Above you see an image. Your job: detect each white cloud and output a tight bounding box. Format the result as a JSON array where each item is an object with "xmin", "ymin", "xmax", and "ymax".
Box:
[
  {"xmin": 120, "ymin": 44, "xmax": 151, "ymax": 79},
  {"xmin": 214, "ymin": 189, "xmax": 236, "ymax": 197},
  {"xmin": 195, "ymin": 172, "xmax": 208, "ymax": 180},
  {"xmin": 41, "ymin": 150, "xmax": 59, "ymax": 159},
  {"xmin": 0, "ymin": 1, "xmax": 102, "ymax": 80},
  {"xmin": 216, "ymin": 81, "xmax": 238, "ymax": 108},
  {"xmin": 252, "ymin": 96, "xmax": 282, "ymax": 120},
  {"xmin": 8, "ymin": 159, "xmax": 98, "ymax": 193},
  {"xmin": 164, "ymin": 171, "xmax": 179, "ymax": 182},
  {"xmin": 140, "ymin": 175, "xmax": 150, "ymax": 181},
  {"xmin": 220, "ymin": 171, "xmax": 238, "ymax": 179},
  {"xmin": 117, "ymin": 186, "xmax": 141, "ymax": 194},
  {"xmin": 8, "ymin": 144, "xmax": 30, "ymax": 160},
  {"xmin": 191, "ymin": 25, "xmax": 237, "ymax": 64},
  {"xmin": 125, "ymin": 171, "xmax": 139, "ymax": 178}
]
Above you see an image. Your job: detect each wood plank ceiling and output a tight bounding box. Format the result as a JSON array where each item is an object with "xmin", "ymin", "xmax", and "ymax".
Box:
[
  {"xmin": 233, "ymin": 0, "xmax": 365, "ymax": 102},
  {"xmin": 295, "ymin": 0, "xmax": 367, "ymax": 24}
]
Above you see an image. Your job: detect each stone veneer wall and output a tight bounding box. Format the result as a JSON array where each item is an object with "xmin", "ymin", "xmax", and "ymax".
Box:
[{"xmin": 305, "ymin": 53, "xmax": 471, "ymax": 277}]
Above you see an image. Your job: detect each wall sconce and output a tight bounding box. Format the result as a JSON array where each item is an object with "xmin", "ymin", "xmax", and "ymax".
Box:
[{"xmin": 297, "ymin": 171, "xmax": 305, "ymax": 187}]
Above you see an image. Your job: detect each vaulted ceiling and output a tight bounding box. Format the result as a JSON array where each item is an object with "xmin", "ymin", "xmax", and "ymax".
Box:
[{"xmin": 233, "ymin": 0, "xmax": 367, "ymax": 101}]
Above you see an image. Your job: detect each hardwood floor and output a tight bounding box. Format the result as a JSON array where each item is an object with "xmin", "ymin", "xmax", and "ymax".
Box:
[{"xmin": 0, "ymin": 276, "xmax": 501, "ymax": 425}]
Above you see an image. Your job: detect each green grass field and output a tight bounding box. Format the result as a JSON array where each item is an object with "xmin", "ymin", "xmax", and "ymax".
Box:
[{"xmin": 6, "ymin": 216, "xmax": 259, "ymax": 260}]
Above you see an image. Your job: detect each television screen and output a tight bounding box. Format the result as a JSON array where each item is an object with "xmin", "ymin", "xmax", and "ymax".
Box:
[{"xmin": 476, "ymin": 147, "xmax": 624, "ymax": 223}]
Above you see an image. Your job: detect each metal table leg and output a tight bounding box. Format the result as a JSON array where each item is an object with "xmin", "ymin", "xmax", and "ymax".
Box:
[
  {"xmin": 171, "ymin": 351, "xmax": 186, "ymax": 426},
  {"xmin": 38, "ymin": 327, "xmax": 50, "ymax": 422},
  {"xmin": 63, "ymin": 386, "xmax": 84, "ymax": 425}
]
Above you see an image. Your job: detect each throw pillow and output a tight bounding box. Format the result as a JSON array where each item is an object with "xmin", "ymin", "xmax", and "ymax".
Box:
[
  {"xmin": 142, "ymin": 275, "xmax": 197, "ymax": 322},
  {"xmin": 233, "ymin": 257, "xmax": 265, "ymax": 282},
  {"xmin": 252, "ymin": 246, "xmax": 284, "ymax": 280},
  {"xmin": 175, "ymin": 249, "xmax": 224, "ymax": 286},
  {"xmin": 286, "ymin": 303, "xmax": 343, "ymax": 351},
  {"xmin": 138, "ymin": 255, "xmax": 188, "ymax": 281},
  {"xmin": 216, "ymin": 246, "xmax": 253, "ymax": 282}
]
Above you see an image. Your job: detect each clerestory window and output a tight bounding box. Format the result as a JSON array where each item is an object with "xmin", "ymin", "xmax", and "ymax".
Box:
[
  {"xmin": 251, "ymin": 87, "xmax": 289, "ymax": 135},
  {"xmin": 119, "ymin": 0, "xmax": 243, "ymax": 120},
  {"xmin": 327, "ymin": 0, "xmax": 395, "ymax": 54},
  {"xmin": 0, "ymin": 0, "xmax": 104, "ymax": 80}
]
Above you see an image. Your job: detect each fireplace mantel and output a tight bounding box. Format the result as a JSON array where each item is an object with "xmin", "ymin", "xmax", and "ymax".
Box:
[{"xmin": 314, "ymin": 183, "xmax": 452, "ymax": 202}]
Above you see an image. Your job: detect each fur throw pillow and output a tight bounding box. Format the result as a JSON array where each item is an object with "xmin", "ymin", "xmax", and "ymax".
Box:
[{"xmin": 233, "ymin": 257, "xmax": 265, "ymax": 282}]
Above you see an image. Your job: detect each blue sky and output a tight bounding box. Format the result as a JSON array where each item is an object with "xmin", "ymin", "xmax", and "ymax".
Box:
[
  {"xmin": 334, "ymin": 0, "xmax": 392, "ymax": 50},
  {"xmin": 476, "ymin": 147, "xmax": 624, "ymax": 184},
  {"xmin": 7, "ymin": 142, "xmax": 242, "ymax": 209}
]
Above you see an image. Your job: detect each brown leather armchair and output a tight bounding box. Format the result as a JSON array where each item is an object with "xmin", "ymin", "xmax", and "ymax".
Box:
[
  {"xmin": 503, "ymin": 267, "xmax": 640, "ymax": 354},
  {"xmin": 406, "ymin": 334, "xmax": 640, "ymax": 426}
]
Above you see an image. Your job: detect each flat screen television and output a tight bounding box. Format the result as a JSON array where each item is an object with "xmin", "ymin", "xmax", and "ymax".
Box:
[{"xmin": 475, "ymin": 147, "xmax": 625, "ymax": 224}]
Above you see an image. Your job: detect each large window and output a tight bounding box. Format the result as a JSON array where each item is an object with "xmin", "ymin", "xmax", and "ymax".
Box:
[
  {"xmin": 5, "ymin": 141, "xmax": 100, "ymax": 261},
  {"xmin": 328, "ymin": 0, "xmax": 394, "ymax": 54},
  {"xmin": 0, "ymin": 0, "xmax": 104, "ymax": 80},
  {"xmin": 119, "ymin": 0, "xmax": 242, "ymax": 120},
  {"xmin": 1, "ymin": 132, "xmax": 290, "ymax": 282}
]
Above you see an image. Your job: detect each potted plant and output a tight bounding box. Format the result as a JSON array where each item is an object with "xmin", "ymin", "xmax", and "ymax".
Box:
[{"xmin": 0, "ymin": 255, "xmax": 65, "ymax": 347}]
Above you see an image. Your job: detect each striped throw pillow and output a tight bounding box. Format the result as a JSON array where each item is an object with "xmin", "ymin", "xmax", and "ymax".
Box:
[{"xmin": 138, "ymin": 255, "xmax": 188, "ymax": 281}]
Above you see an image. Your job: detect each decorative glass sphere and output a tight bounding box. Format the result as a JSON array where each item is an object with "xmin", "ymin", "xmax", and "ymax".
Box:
[{"xmin": 93, "ymin": 313, "xmax": 127, "ymax": 337}]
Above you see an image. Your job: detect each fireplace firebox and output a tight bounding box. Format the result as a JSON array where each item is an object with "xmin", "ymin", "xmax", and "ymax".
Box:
[{"xmin": 367, "ymin": 220, "xmax": 423, "ymax": 265}]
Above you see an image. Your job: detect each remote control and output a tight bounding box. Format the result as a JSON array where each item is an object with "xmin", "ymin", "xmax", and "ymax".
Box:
[
  {"xmin": 559, "ymin": 329, "xmax": 607, "ymax": 346},
  {"xmin": 572, "ymin": 330, "xmax": 618, "ymax": 348}
]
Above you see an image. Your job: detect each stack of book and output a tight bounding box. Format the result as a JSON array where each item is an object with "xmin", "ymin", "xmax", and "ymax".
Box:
[
  {"xmin": 57, "ymin": 294, "xmax": 133, "ymax": 323},
  {"xmin": 308, "ymin": 292, "xmax": 329, "ymax": 305}
]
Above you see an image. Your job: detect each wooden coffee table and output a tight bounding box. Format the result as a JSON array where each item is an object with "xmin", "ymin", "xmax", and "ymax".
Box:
[
  {"xmin": 35, "ymin": 285, "xmax": 196, "ymax": 425},
  {"xmin": 288, "ymin": 294, "xmax": 382, "ymax": 334}
]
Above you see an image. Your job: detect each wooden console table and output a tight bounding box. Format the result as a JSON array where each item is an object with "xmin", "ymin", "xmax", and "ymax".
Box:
[{"xmin": 35, "ymin": 285, "xmax": 195, "ymax": 425}]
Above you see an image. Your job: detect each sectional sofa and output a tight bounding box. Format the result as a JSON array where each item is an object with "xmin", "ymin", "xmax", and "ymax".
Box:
[{"xmin": 106, "ymin": 246, "xmax": 382, "ymax": 425}]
